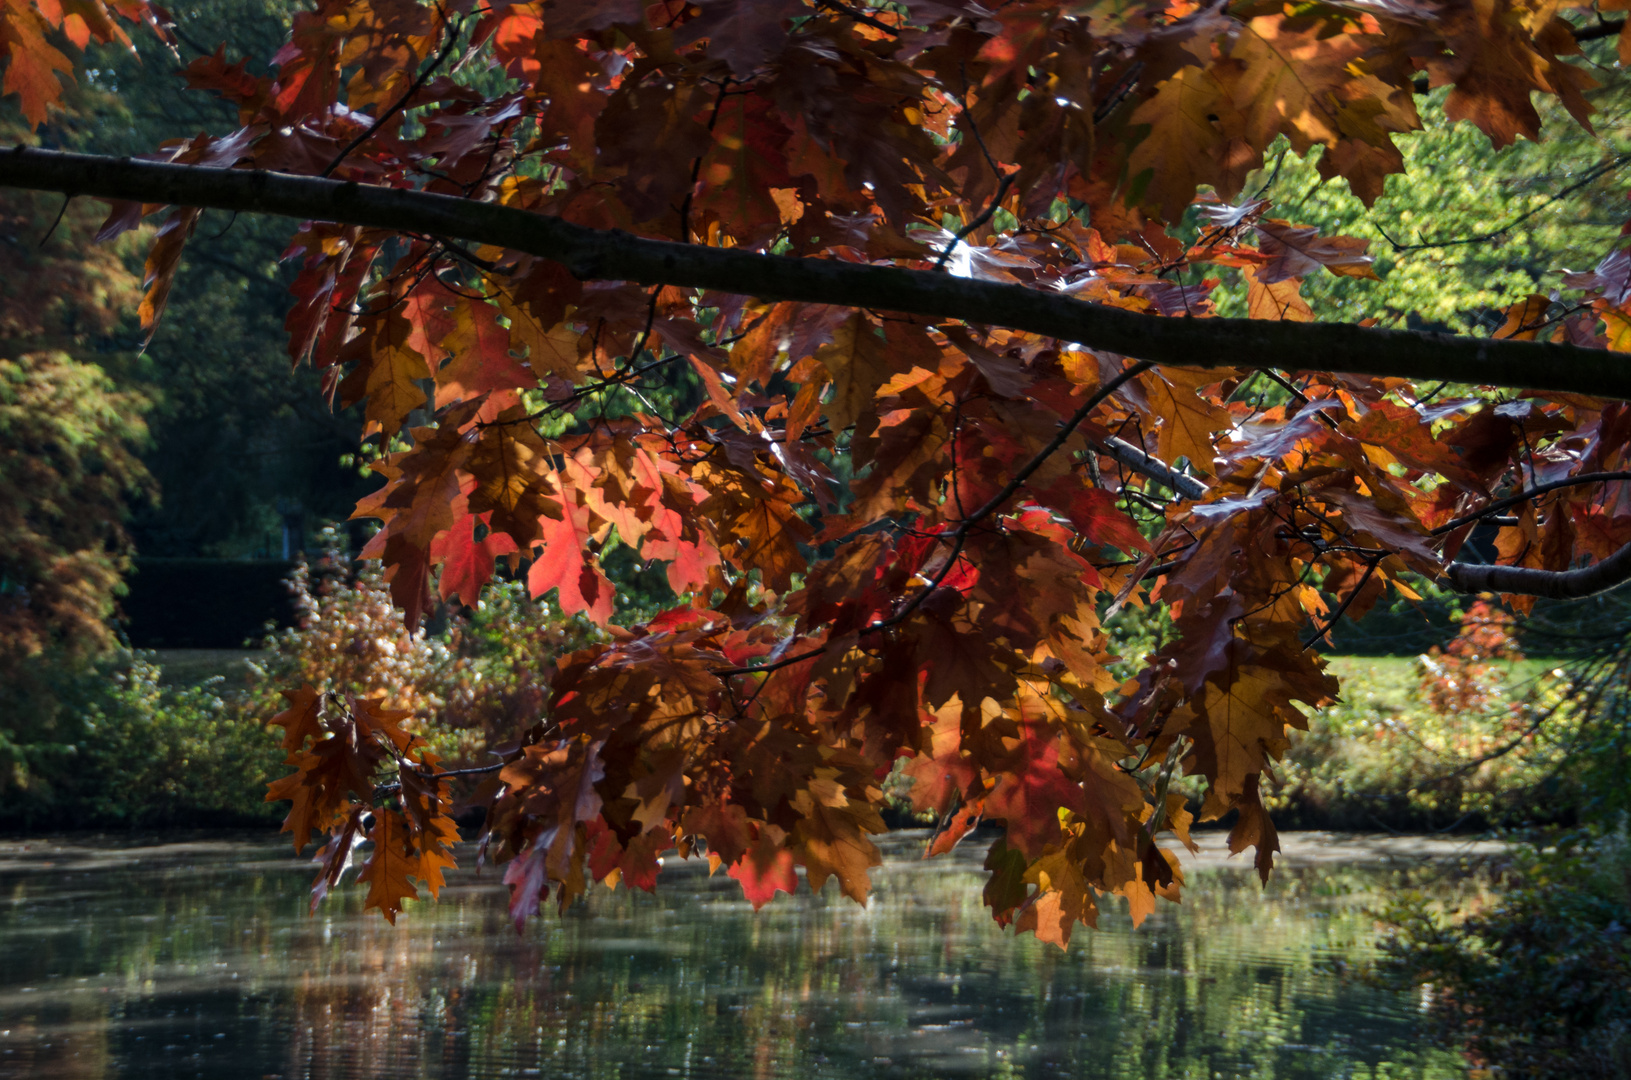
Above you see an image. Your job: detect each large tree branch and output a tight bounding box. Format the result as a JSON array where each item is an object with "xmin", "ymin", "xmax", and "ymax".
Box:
[
  {"xmin": 1445, "ymin": 543, "xmax": 1631, "ymax": 599},
  {"xmin": 6, "ymin": 147, "xmax": 1631, "ymax": 399}
]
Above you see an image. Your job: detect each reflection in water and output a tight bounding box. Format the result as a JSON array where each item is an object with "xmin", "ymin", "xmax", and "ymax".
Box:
[{"xmin": 0, "ymin": 832, "xmax": 1469, "ymax": 1079}]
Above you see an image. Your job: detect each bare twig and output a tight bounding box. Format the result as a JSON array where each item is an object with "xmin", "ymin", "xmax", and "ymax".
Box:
[
  {"xmin": 1374, "ymin": 152, "xmax": 1631, "ymax": 253},
  {"xmin": 321, "ymin": 16, "xmax": 464, "ymax": 178},
  {"xmin": 1431, "ymin": 471, "xmax": 1631, "ymax": 536},
  {"xmin": 933, "ymin": 171, "xmax": 1017, "ymax": 271},
  {"xmin": 814, "ymin": 0, "xmax": 898, "ymax": 35},
  {"xmin": 1302, "ymin": 555, "xmax": 1380, "ymax": 649}
]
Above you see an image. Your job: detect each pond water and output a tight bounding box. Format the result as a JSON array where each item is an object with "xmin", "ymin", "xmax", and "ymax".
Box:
[{"xmin": 0, "ymin": 830, "xmax": 1492, "ymax": 1080}]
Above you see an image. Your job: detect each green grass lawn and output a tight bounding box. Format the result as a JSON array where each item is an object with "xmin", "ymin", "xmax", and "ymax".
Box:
[
  {"xmin": 147, "ymin": 649, "xmax": 268, "ymax": 688},
  {"xmin": 1325, "ymin": 655, "xmax": 1564, "ymax": 712}
]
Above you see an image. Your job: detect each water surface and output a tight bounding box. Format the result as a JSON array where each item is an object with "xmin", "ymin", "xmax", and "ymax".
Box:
[{"xmin": 0, "ymin": 830, "xmax": 1484, "ymax": 1079}]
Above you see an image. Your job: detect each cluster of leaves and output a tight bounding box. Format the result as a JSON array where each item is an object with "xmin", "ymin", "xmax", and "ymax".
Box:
[
  {"xmin": 265, "ymin": 684, "xmax": 467, "ymax": 922},
  {"xmin": 1380, "ymin": 830, "xmax": 1631, "ymax": 1078},
  {"xmin": 8, "ymin": 0, "xmax": 1631, "ymax": 947}
]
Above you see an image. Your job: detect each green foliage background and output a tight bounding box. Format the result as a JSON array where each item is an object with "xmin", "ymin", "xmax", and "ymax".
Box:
[{"xmin": 1212, "ymin": 76, "xmax": 1631, "ymax": 334}]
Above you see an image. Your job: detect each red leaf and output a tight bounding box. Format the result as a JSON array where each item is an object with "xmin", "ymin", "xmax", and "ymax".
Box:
[
  {"xmin": 1029, "ymin": 479, "xmax": 1152, "ymax": 554},
  {"xmin": 526, "ymin": 485, "xmax": 616, "ymax": 624},
  {"xmin": 432, "ymin": 513, "xmax": 520, "ymax": 608},
  {"xmin": 727, "ymin": 828, "xmax": 799, "ymax": 910},
  {"xmin": 434, "ymin": 297, "xmax": 537, "ymax": 408},
  {"xmin": 983, "ymin": 730, "xmax": 1086, "ymax": 860}
]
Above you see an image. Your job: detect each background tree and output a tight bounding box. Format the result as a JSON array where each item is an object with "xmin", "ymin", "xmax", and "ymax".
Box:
[
  {"xmin": 0, "ymin": 126, "xmax": 151, "ymax": 668},
  {"xmin": 4, "ymin": 0, "xmax": 1631, "ymax": 944},
  {"xmin": 0, "ymin": 352, "xmax": 150, "ymax": 665},
  {"xmin": 54, "ymin": 0, "xmax": 372, "ymax": 557}
]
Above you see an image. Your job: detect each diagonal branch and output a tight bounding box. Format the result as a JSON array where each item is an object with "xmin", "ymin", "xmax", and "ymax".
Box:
[
  {"xmin": 321, "ymin": 17, "xmax": 464, "ymax": 178},
  {"xmin": 1431, "ymin": 471, "xmax": 1631, "ymax": 535},
  {"xmin": 1374, "ymin": 151, "xmax": 1631, "ymax": 253},
  {"xmin": 4, "ymin": 147, "xmax": 1631, "ymax": 399},
  {"xmin": 814, "ymin": 0, "xmax": 899, "ymax": 35},
  {"xmin": 1094, "ymin": 435, "xmax": 1208, "ymax": 499},
  {"xmin": 881, "ymin": 360, "xmax": 1157, "ymax": 629},
  {"xmin": 1571, "ymin": 16, "xmax": 1625, "ymax": 41},
  {"xmin": 1080, "ymin": 431, "xmax": 1631, "ymax": 602}
]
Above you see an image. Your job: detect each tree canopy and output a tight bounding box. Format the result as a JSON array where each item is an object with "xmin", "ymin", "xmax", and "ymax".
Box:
[{"xmin": 3, "ymin": 0, "xmax": 1631, "ymax": 942}]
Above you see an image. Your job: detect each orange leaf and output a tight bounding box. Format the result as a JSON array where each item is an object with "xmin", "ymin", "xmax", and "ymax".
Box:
[
  {"xmin": 359, "ymin": 807, "xmax": 421, "ymax": 924},
  {"xmin": 1243, "ymin": 266, "xmax": 1314, "ymax": 323},
  {"xmin": 1497, "ymin": 294, "xmax": 1551, "ymax": 341},
  {"xmin": 1, "ymin": 5, "xmax": 74, "ymax": 128}
]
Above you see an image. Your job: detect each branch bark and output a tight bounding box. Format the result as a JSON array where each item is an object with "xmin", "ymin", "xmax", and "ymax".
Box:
[
  {"xmin": 5, "ymin": 147, "xmax": 1631, "ymax": 399},
  {"xmin": 1095, "ymin": 436, "xmax": 1209, "ymax": 499},
  {"xmin": 1445, "ymin": 543, "xmax": 1631, "ymax": 599}
]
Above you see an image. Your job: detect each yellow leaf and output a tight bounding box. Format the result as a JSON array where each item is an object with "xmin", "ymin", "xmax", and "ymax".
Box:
[
  {"xmin": 1140, "ymin": 367, "xmax": 1233, "ymax": 475},
  {"xmin": 1244, "ymin": 265, "xmax": 1314, "ymax": 322},
  {"xmin": 815, "ymin": 312, "xmax": 893, "ymax": 434},
  {"xmin": 497, "ymin": 294, "xmax": 583, "ymax": 382},
  {"xmin": 1129, "ymin": 66, "xmax": 1249, "ymax": 221}
]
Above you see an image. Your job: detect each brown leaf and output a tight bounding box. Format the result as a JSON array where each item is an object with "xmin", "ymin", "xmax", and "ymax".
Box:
[
  {"xmin": 1141, "ymin": 367, "xmax": 1233, "ymax": 475},
  {"xmin": 359, "ymin": 807, "xmax": 421, "ymax": 924},
  {"xmin": 1253, "ymin": 219, "xmax": 1375, "ymax": 283},
  {"xmin": 338, "ymin": 309, "xmax": 435, "ymax": 439},
  {"xmin": 269, "ymin": 684, "xmax": 324, "ymax": 753}
]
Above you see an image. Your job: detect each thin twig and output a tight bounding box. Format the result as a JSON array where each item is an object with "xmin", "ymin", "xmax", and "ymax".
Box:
[
  {"xmin": 1302, "ymin": 555, "xmax": 1380, "ymax": 649},
  {"xmin": 678, "ymin": 77, "xmax": 733, "ymax": 241},
  {"xmin": 814, "ymin": 0, "xmax": 898, "ymax": 35},
  {"xmin": 1374, "ymin": 152, "xmax": 1631, "ymax": 252},
  {"xmin": 321, "ymin": 15, "xmax": 463, "ymax": 178},
  {"xmin": 1431, "ymin": 471, "xmax": 1631, "ymax": 536},
  {"xmin": 933, "ymin": 171, "xmax": 1017, "ymax": 272},
  {"xmin": 713, "ymin": 360, "xmax": 1154, "ymax": 678},
  {"xmin": 1249, "ymin": 146, "xmax": 1289, "ymax": 202},
  {"xmin": 1259, "ymin": 368, "xmax": 1341, "ymax": 429},
  {"xmin": 38, "ymin": 192, "xmax": 69, "ymax": 247}
]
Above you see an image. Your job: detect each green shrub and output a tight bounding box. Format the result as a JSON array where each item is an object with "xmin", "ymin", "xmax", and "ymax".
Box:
[
  {"xmin": 0, "ymin": 529, "xmax": 609, "ymax": 829},
  {"xmin": 1379, "ymin": 830, "xmax": 1631, "ymax": 1078},
  {"xmin": 0, "ymin": 652, "xmax": 284, "ymax": 828}
]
